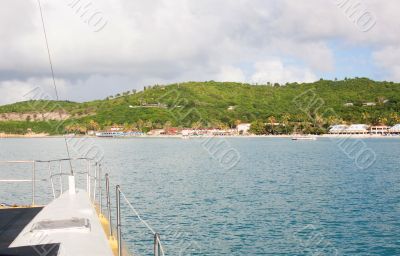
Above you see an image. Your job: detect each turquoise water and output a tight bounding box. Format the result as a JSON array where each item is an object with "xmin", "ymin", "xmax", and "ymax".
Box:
[{"xmin": 1, "ymin": 138, "xmax": 399, "ymax": 255}]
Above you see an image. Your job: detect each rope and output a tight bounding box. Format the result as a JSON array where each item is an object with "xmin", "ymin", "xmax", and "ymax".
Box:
[
  {"xmin": 36, "ymin": 0, "xmax": 74, "ymax": 175},
  {"xmin": 119, "ymin": 189, "xmax": 166, "ymax": 256},
  {"xmin": 119, "ymin": 190, "xmax": 156, "ymax": 234}
]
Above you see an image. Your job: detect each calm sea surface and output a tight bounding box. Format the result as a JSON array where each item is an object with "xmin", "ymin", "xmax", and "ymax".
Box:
[{"xmin": 0, "ymin": 138, "xmax": 399, "ymax": 255}]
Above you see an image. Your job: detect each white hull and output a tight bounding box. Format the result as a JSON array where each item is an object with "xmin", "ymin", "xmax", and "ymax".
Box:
[
  {"xmin": 292, "ymin": 136, "xmax": 317, "ymax": 141},
  {"xmin": 10, "ymin": 189, "xmax": 113, "ymax": 256}
]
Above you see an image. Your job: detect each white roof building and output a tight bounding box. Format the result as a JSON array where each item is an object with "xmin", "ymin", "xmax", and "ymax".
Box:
[
  {"xmin": 389, "ymin": 124, "xmax": 400, "ymax": 133},
  {"xmin": 370, "ymin": 125, "xmax": 389, "ymax": 134},
  {"xmin": 237, "ymin": 123, "xmax": 251, "ymax": 134},
  {"xmin": 329, "ymin": 125, "xmax": 348, "ymax": 134},
  {"xmin": 329, "ymin": 124, "xmax": 369, "ymax": 134},
  {"xmin": 346, "ymin": 124, "xmax": 369, "ymax": 134}
]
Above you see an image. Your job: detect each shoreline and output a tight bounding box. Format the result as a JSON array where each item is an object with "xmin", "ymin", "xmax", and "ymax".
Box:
[{"xmin": 1, "ymin": 133, "xmax": 400, "ymax": 139}]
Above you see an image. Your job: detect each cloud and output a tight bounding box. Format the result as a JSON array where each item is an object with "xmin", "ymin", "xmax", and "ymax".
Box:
[
  {"xmin": 251, "ymin": 60, "xmax": 317, "ymax": 84},
  {"xmin": 215, "ymin": 66, "xmax": 246, "ymax": 82},
  {"xmin": 0, "ymin": 81, "xmax": 36, "ymax": 105},
  {"xmin": 0, "ymin": 77, "xmax": 67, "ymax": 105},
  {"xmin": 1, "ymin": 0, "xmax": 400, "ymax": 104},
  {"xmin": 373, "ymin": 46, "xmax": 400, "ymax": 81}
]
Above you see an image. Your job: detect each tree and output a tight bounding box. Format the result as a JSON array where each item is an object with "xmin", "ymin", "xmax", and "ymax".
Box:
[
  {"xmin": 281, "ymin": 113, "xmax": 290, "ymax": 134},
  {"xmin": 315, "ymin": 114, "xmax": 324, "ymax": 128},
  {"xmin": 267, "ymin": 116, "xmax": 277, "ymax": 134},
  {"xmin": 389, "ymin": 113, "xmax": 400, "ymax": 125},
  {"xmin": 65, "ymin": 123, "xmax": 87, "ymax": 134},
  {"xmin": 123, "ymin": 122, "xmax": 134, "ymax": 132},
  {"xmin": 234, "ymin": 120, "xmax": 241, "ymax": 128},
  {"xmin": 87, "ymin": 120, "xmax": 100, "ymax": 131},
  {"xmin": 145, "ymin": 120, "xmax": 153, "ymax": 130},
  {"xmin": 376, "ymin": 96, "xmax": 387, "ymax": 106},
  {"xmin": 137, "ymin": 119, "xmax": 145, "ymax": 131},
  {"xmin": 362, "ymin": 112, "xmax": 370, "ymax": 123},
  {"xmin": 163, "ymin": 121, "xmax": 172, "ymax": 130},
  {"xmin": 250, "ymin": 121, "xmax": 265, "ymax": 135},
  {"xmin": 191, "ymin": 121, "xmax": 203, "ymax": 129},
  {"xmin": 378, "ymin": 116, "xmax": 388, "ymax": 125}
]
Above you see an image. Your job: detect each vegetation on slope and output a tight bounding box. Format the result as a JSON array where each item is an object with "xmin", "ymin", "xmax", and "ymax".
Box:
[{"xmin": 1, "ymin": 78, "xmax": 400, "ymax": 134}]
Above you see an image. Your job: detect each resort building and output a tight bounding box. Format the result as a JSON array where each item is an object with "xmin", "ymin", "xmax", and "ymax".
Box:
[
  {"xmin": 147, "ymin": 129, "xmax": 165, "ymax": 136},
  {"xmin": 329, "ymin": 124, "xmax": 369, "ymax": 134},
  {"xmin": 370, "ymin": 125, "xmax": 389, "ymax": 135},
  {"xmin": 329, "ymin": 125, "xmax": 349, "ymax": 134},
  {"xmin": 363, "ymin": 102, "xmax": 376, "ymax": 107},
  {"xmin": 346, "ymin": 124, "xmax": 369, "ymax": 134},
  {"xmin": 237, "ymin": 123, "xmax": 251, "ymax": 135},
  {"xmin": 110, "ymin": 126, "xmax": 124, "ymax": 131},
  {"xmin": 389, "ymin": 124, "xmax": 400, "ymax": 134},
  {"xmin": 163, "ymin": 127, "xmax": 181, "ymax": 135}
]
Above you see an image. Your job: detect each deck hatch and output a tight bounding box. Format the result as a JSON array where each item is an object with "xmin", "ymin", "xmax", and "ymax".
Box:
[{"xmin": 31, "ymin": 218, "xmax": 90, "ymax": 232}]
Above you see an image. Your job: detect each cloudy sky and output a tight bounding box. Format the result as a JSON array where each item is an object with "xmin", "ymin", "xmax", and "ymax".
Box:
[{"xmin": 0, "ymin": 0, "xmax": 399, "ymax": 105}]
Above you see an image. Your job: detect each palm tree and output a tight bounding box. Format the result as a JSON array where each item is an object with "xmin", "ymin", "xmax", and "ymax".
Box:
[
  {"xmin": 123, "ymin": 123, "xmax": 134, "ymax": 132},
  {"xmin": 267, "ymin": 116, "xmax": 277, "ymax": 134},
  {"xmin": 281, "ymin": 113, "xmax": 290, "ymax": 134},
  {"xmin": 376, "ymin": 96, "xmax": 387, "ymax": 106},
  {"xmin": 234, "ymin": 119, "xmax": 241, "ymax": 127},
  {"xmin": 87, "ymin": 120, "xmax": 100, "ymax": 131},
  {"xmin": 137, "ymin": 119, "xmax": 144, "ymax": 131},
  {"xmin": 362, "ymin": 112, "xmax": 370, "ymax": 124},
  {"xmin": 315, "ymin": 114, "xmax": 324, "ymax": 128},
  {"xmin": 327, "ymin": 115, "xmax": 339, "ymax": 126},
  {"xmin": 145, "ymin": 120, "xmax": 153, "ymax": 130},
  {"xmin": 163, "ymin": 121, "xmax": 172, "ymax": 130},
  {"xmin": 191, "ymin": 121, "xmax": 203, "ymax": 129},
  {"xmin": 390, "ymin": 113, "xmax": 400, "ymax": 124},
  {"xmin": 378, "ymin": 116, "xmax": 388, "ymax": 125}
]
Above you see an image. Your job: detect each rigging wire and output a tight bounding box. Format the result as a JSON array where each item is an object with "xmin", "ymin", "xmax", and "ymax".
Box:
[
  {"xmin": 37, "ymin": 0, "xmax": 74, "ymax": 175},
  {"xmin": 119, "ymin": 189, "xmax": 166, "ymax": 256}
]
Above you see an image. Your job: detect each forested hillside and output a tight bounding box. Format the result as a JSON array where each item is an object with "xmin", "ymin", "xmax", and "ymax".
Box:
[{"xmin": 1, "ymin": 78, "xmax": 399, "ymax": 134}]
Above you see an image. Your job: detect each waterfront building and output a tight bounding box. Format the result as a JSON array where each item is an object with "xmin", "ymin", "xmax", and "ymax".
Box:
[
  {"xmin": 329, "ymin": 125, "xmax": 349, "ymax": 134},
  {"xmin": 163, "ymin": 127, "xmax": 181, "ymax": 135},
  {"xmin": 346, "ymin": 124, "xmax": 369, "ymax": 134},
  {"xmin": 110, "ymin": 126, "xmax": 123, "ymax": 131},
  {"xmin": 388, "ymin": 124, "xmax": 400, "ymax": 134},
  {"xmin": 147, "ymin": 129, "xmax": 165, "ymax": 136},
  {"xmin": 370, "ymin": 125, "xmax": 389, "ymax": 135},
  {"xmin": 237, "ymin": 123, "xmax": 251, "ymax": 135},
  {"xmin": 329, "ymin": 124, "xmax": 369, "ymax": 135}
]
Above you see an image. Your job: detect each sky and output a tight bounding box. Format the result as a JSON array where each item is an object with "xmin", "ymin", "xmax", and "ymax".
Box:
[{"xmin": 0, "ymin": 0, "xmax": 399, "ymax": 105}]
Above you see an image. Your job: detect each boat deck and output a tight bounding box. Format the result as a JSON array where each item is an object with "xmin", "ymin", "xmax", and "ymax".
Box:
[
  {"xmin": 0, "ymin": 243, "xmax": 60, "ymax": 256},
  {"xmin": 9, "ymin": 189, "xmax": 114, "ymax": 256},
  {"xmin": 0, "ymin": 207, "xmax": 43, "ymax": 248}
]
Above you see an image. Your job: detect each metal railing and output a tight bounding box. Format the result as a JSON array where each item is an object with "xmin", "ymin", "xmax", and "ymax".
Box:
[
  {"xmin": 0, "ymin": 160, "xmax": 36, "ymax": 205},
  {"xmin": 0, "ymin": 158, "xmax": 164, "ymax": 256},
  {"xmin": 114, "ymin": 184, "xmax": 165, "ymax": 256}
]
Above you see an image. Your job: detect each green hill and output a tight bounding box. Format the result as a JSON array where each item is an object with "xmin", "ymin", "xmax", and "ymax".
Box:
[{"xmin": 1, "ymin": 78, "xmax": 400, "ymax": 134}]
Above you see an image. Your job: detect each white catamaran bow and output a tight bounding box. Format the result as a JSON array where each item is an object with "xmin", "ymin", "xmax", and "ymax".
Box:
[{"xmin": 0, "ymin": 158, "xmax": 164, "ymax": 256}]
